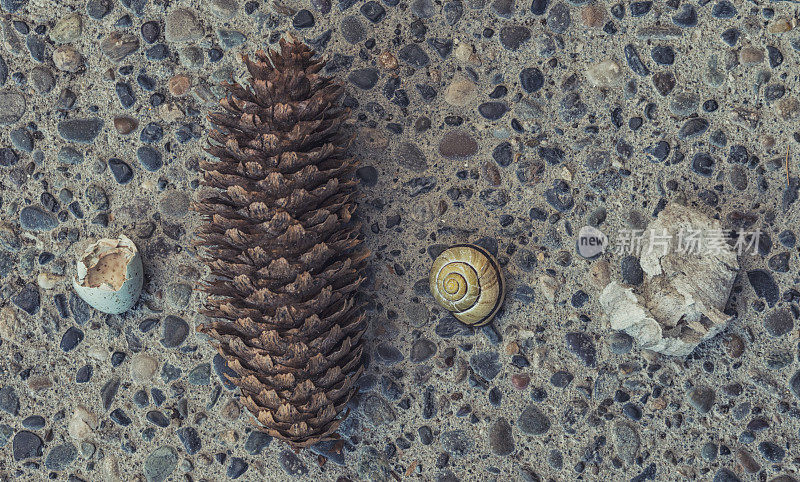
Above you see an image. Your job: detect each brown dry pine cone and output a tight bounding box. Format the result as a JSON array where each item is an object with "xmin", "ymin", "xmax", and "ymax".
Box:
[{"xmin": 194, "ymin": 35, "xmax": 369, "ymax": 448}]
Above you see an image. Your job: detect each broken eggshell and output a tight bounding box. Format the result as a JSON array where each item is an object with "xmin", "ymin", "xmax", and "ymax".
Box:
[{"xmin": 72, "ymin": 235, "xmax": 143, "ymax": 314}]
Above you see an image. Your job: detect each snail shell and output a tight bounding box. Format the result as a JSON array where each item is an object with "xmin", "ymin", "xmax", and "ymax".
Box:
[{"xmin": 429, "ymin": 244, "xmax": 506, "ymax": 326}]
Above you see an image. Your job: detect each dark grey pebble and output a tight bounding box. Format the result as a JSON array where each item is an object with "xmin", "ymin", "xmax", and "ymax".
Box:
[
  {"xmin": 144, "ymin": 446, "xmax": 178, "ymax": 482},
  {"xmin": 360, "ymin": 0, "xmax": 385, "ymax": 22},
  {"xmin": 100, "ymin": 377, "xmax": 120, "ymax": 411},
  {"xmin": 0, "ymin": 0, "xmax": 28, "ymax": 13},
  {"xmin": 160, "ymin": 363, "xmax": 182, "ymax": 383},
  {"xmin": 244, "ymin": 431, "xmax": 272, "ymax": 455},
  {"xmin": 12, "ymin": 284, "xmax": 40, "ymax": 315},
  {"xmin": 544, "ymin": 179, "xmax": 574, "ymax": 212},
  {"xmin": 712, "ymin": 468, "xmax": 742, "ymax": 482},
  {"xmin": 679, "ymin": 118, "xmax": 709, "ymax": 139},
  {"xmin": 565, "ymin": 332, "xmax": 596, "ymax": 367},
  {"xmin": 518, "ymin": 405, "xmax": 550, "ymax": 435},
  {"xmin": 227, "ymin": 457, "xmax": 248, "ymax": 479},
  {"xmin": 146, "ymin": 410, "xmax": 169, "ymax": 427},
  {"xmin": 443, "ymin": 0, "xmax": 463, "ymax": 24},
  {"xmin": 108, "ymin": 158, "xmax": 134, "ymax": 184},
  {"xmin": 531, "ymin": 0, "xmax": 547, "ymax": 14},
  {"xmin": 624, "ymin": 44, "xmax": 650, "ymax": 76},
  {"xmin": 140, "ymin": 122, "xmax": 163, "ymax": 143},
  {"xmin": 110, "ymin": 408, "xmax": 131, "ymax": 426},
  {"xmin": 435, "ymin": 316, "xmax": 473, "ymax": 338},
  {"xmin": 651, "ymin": 45, "xmax": 674, "ymax": 65},
  {"xmin": 146, "ymin": 44, "xmax": 168, "ymax": 60},
  {"xmin": 19, "ymin": 206, "xmax": 57, "ymax": 232},
  {"xmin": 60, "ymin": 326, "xmax": 84, "ymax": 352},
  {"xmin": 12, "ymin": 431, "xmax": 42, "ymax": 461},
  {"xmin": 790, "ymin": 370, "xmax": 800, "ymax": 399},
  {"xmin": 687, "ymin": 386, "xmax": 715, "ymax": 413},
  {"xmin": 120, "ymin": 0, "xmax": 147, "ymax": 16},
  {"xmin": 69, "ymin": 292, "xmax": 91, "ymax": 324},
  {"xmin": 58, "ymin": 147, "xmax": 84, "ymax": 165},
  {"xmin": 348, "ymin": 68, "xmax": 378, "ymax": 89},
  {"xmin": 469, "ymin": 351, "xmax": 501, "ymax": 380},
  {"xmin": 9, "ymin": 127, "xmax": 33, "ymax": 152},
  {"xmin": 141, "ymin": 20, "xmax": 160, "ymax": 43},
  {"xmin": 672, "ymin": 4, "xmax": 697, "ymax": 27},
  {"xmin": 478, "ymin": 101, "xmax": 507, "ymax": 120},
  {"xmin": 87, "ymin": 0, "xmax": 113, "ymax": 19},
  {"xmin": 720, "ymin": 28, "xmax": 739, "ymax": 47},
  {"xmin": 213, "ymin": 354, "xmax": 239, "ymax": 389},
  {"xmin": 340, "ymin": 16, "xmax": 364, "ymax": 44},
  {"xmin": 550, "ymin": 370, "xmax": 573, "ymax": 388},
  {"xmin": 376, "ymin": 343, "xmax": 404, "ymax": 364},
  {"xmin": 747, "ymin": 269, "xmax": 778, "ymax": 307},
  {"xmin": 398, "ymin": 44, "xmax": 429, "ymax": 67},
  {"xmin": 137, "ymin": 146, "xmax": 163, "ymax": 171},
  {"xmin": 764, "ymin": 308, "xmax": 793, "ymax": 337},
  {"xmin": 547, "ymin": 2, "xmax": 570, "ymax": 33},
  {"xmin": 0, "ymin": 55, "xmax": 6, "ymax": 86},
  {"xmin": 115, "ymin": 82, "xmax": 136, "ymax": 108},
  {"xmin": 0, "ymin": 386, "xmax": 19, "ymax": 415},
  {"xmin": 757, "ymin": 441, "xmax": 784, "ymax": 462},
  {"xmin": 629, "ymin": 1, "xmax": 651, "ymax": 16},
  {"xmin": 58, "ymin": 118, "xmax": 103, "ymax": 143},
  {"xmin": 279, "ymin": 449, "xmax": 309, "ymax": 475},
  {"xmin": 177, "ymin": 427, "xmax": 201, "ymax": 454},
  {"xmin": 621, "ymin": 256, "xmax": 644, "ymax": 285},
  {"xmin": 0, "ymin": 147, "xmax": 17, "ymax": 167},
  {"xmin": 411, "ymin": 338, "xmax": 437, "ymax": 362},
  {"xmin": 44, "ymin": 443, "xmax": 77, "ymax": 471},
  {"xmin": 608, "ymin": 331, "xmax": 633, "ymax": 354},
  {"xmin": 711, "ymin": 0, "xmax": 736, "ymax": 18},
  {"xmin": 427, "ymin": 38, "xmax": 452, "ymax": 59},
  {"xmin": 488, "ymin": 418, "xmax": 514, "ymax": 455},
  {"xmin": 520, "ymin": 67, "xmax": 544, "ymax": 93},
  {"xmin": 499, "ymin": 25, "xmax": 530, "ymax": 50},
  {"xmin": 218, "ymin": 29, "xmax": 247, "ymax": 48},
  {"xmin": 690, "ymin": 152, "xmax": 714, "ymax": 177},
  {"xmin": 559, "ymin": 92, "xmax": 587, "ymax": 121},
  {"xmin": 76, "ymin": 365, "xmax": 92, "ymax": 383}
]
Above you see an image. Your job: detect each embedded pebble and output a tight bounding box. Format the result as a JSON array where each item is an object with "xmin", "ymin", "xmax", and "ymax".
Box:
[{"xmin": 165, "ymin": 9, "xmax": 203, "ymax": 42}]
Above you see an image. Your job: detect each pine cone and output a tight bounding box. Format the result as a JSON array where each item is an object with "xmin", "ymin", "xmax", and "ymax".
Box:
[{"xmin": 194, "ymin": 36, "xmax": 368, "ymax": 448}]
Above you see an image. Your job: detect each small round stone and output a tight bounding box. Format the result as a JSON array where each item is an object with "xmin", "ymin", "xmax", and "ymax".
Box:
[
  {"xmin": 168, "ymin": 75, "xmax": 191, "ymax": 97},
  {"xmin": 53, "ymin": 46, "xmax": 82, "ymax": 72},
  {"xmin": 518, "ymin": 405, "xmax": 550, "ymax": 435},
  {"xmin": 131, "ymin": 354, "xmax": 158, "ymax": 383},
  {"xmin": 12, "ymin": 431, "xmax": 43, "ymax": 461},
  {"xmin": 144, "ymin": 446, "xmax": 178, "ymax": 482},
  {"xmin": 764, "ymin": 308, "xmax": 793, "ymax": 337},
  {"xmin": 0, "ymin": 92, "xmax": 26, "ymax": 125},
  {"xmin": 687, "ymin": 386, "xmax": 716, "ymax": 414},
  {"xmin": 137, "ymin": 146, "xmax": 163, "ymax": 171},
  {"xmin": 165, "ymin": 9, "xmax": 204, "ymax": 42},
  {"xmin": 57, "ymin": 118, "xmax": 104, "ymax": 144},
  {"xmin": 608, "ymin": 331, "xmax": 633, "ymax": 354},
  {"xmin": 488, "ymin": 418, "xmax": 514, "ymax": 455},
  {"xmin": 160, "ymin": 315, "xmax": 189, "ymax": 348}
]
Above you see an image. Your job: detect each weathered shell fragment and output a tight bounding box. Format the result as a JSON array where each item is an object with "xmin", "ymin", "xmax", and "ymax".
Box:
[
  {"xmin": 600, "ymin": 202, "xmax": 739, "ymax": 356},
  {"xmin": 72, "ymin": 234, "xmax": 143, "ymax": 314}
]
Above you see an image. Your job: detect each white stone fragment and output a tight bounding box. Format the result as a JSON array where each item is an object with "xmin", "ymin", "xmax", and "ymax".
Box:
[{"xmin": 600, "ymin": 202, "xmax": 739, "ymax": 356}]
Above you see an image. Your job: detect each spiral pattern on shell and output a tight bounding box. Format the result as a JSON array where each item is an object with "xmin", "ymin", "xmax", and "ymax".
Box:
[{"xmin": 429, "ymin": 244, "xmax": 506, "ymax": 326}]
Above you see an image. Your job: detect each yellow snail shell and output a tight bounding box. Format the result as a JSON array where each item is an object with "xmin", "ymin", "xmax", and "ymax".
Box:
[{"xmin": 429, "ymin": 244, "xmax": 506, "ymax": 326}]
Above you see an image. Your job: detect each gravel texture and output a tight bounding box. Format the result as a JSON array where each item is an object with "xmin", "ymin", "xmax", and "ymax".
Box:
[{"xmin": 1, "ymin": 0, "xmax": 800, "ymax": 481}]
